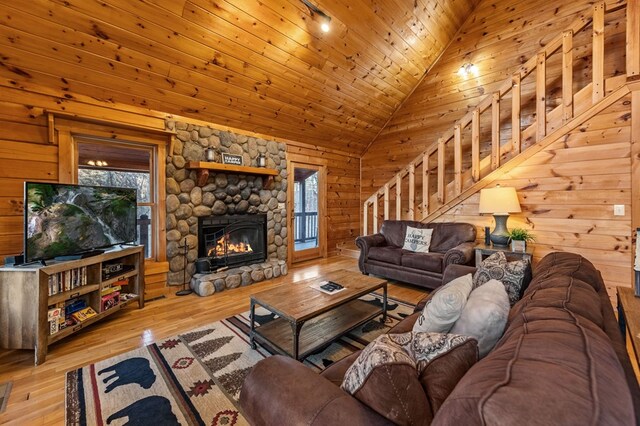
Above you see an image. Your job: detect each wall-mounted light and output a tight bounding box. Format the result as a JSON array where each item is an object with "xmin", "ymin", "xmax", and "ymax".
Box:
[
  {"xmin": 87, "ymin": 160, "xmax": 108, "ymax": 167},
  {"xmin": 457, "ymin": 63, "xmax": 479, "ymax": 78},
  {"xmin": 301, "ymin": 0, "xmax": 332, "ymax": 33}
]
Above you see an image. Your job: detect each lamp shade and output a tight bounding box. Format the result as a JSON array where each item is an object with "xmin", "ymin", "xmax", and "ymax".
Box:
[{"xmin": 478, "ymin": 186, "xmax": 521, "ymax": 215}]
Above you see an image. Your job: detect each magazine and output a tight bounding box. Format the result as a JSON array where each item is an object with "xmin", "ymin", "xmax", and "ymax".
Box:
[{"xmin": 309, "ymin": 280, "xmax": 346, "ymax": 295}]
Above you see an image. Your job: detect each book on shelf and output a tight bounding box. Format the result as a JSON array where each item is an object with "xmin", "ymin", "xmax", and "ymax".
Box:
[
  {"xmin": 101, "ymin": 291, "xmax": 120, "ymax": 311},
  {"xmin": 47, "ymin": 301, "xmax": 67, "ymax": 335},
  {"xmin": 47, "ymin": 266, "xmax": 88, "ymax": 296},
  {"xmin": 71, "ymin": 307, "xmax": 98, "ymax": 322},
  {"xmin": 101, "ymin": 285, "xmax": 122, "ymax": 296}
]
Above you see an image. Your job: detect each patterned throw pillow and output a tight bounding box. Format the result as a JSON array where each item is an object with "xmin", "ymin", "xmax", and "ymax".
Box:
[
  {"xmin": 451, "ymin": 279, "xmax": 510, "ymax": 357},
  {"xmin": 341, "ymin": 332, "xmax": 477, "ymax": 424},
  {"xmin": 402, "ymin": 226, "xmax": 433, "ymax": 253},
  {"xmin": 473, "ymin": 251, "xmax": 529, "ymax": 306},
  {"xmin": 413, "ymin": 273, "xmax": 473, "ymax": 334}
]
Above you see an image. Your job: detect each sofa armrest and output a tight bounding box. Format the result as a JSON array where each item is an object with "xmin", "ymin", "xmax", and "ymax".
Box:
[
  {"xmin": 239, "ymin": 355, "xmax": 390, "ymax": 426},
  {"xmin": 355, "ymin": 233, "xmax": 386, "ymax": 273},
  {"xmin": 443, "ymin": 242, "xmax": 475, "ymax": 267}
]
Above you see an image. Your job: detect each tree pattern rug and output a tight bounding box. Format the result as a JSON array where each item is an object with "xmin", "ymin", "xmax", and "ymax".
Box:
[{"xmin": 65, "ymin": 293, "xmax": 414, "ymax": 425}]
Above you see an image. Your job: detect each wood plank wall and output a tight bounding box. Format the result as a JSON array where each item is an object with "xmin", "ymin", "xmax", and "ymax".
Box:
[
  {"xmin": 434, "ymin": 95, "xmax": 632, "ymax": 300},
  {"xmin": 286, "ymin": 142, "xmax": 361, "ymax": 256},
  {"xmin": 360, "ymin": 0, "xmax": 626, "ymax": 199}
]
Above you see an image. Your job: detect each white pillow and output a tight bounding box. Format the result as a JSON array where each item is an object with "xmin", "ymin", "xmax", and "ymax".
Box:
[
  {"xmin": 402, "ymin": 226, "xmax": 433, "ymax": 253},
  {"xmin": 413, "ymin": 273, "xmax": 473, "ymax": 334},
  {"xmin": 450, "ymin": 279, "xmax": 510, "ymax": 358}
]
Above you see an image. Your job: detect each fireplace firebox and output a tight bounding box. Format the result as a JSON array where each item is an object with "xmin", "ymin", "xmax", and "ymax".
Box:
[{"xmin": 198, "ymin": 214, "xmax": 267, "ymax": 268}]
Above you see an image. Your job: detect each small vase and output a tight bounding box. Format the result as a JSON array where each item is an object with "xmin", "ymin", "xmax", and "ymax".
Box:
[{"xmin": 511, "ymin": 240, "xmax": 526, "ymax": 252}]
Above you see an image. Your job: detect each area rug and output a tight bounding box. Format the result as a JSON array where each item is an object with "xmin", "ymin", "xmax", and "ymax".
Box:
[
  {"xmin": 0, "ymin": 381, "xmax": 11, "ymax": 413},
  {"xmin": 66, "ymin": 293, "xmax": 414, "ymax": 425}
]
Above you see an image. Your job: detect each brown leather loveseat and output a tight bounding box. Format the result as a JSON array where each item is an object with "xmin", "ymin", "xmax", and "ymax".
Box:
[
  {"xmin": 356, "ymin": 220, "xmax": 476, "ymax": 289},
  {"xmin": 239, "ymin": 252, "xmax": 640, "ymax": 425}
]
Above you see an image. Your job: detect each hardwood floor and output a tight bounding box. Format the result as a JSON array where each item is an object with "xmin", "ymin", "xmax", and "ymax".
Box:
[{"xmin": 0, "ymin": 256, "xmax": 427, "ymax": 425}]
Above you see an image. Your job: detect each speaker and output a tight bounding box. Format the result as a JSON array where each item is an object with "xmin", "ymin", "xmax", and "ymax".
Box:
[
  {"xmin": 484, "ymin": 227, "xmax": 491, "ymax": 246},
  {"xmin": 4, "ymin": 254, "xmax": 24, "ymax": 266}
]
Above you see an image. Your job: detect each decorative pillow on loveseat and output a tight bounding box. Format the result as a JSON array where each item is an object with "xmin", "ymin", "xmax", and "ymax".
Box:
[
  {"xmin": 341, "ymin": 332, "xmax": 477, "ymax": 425},
  {"xmin": 451, "ymin": 279, "xmax": 510, "ymax": 357},
  {"xmin": 413, "ymin": 273, "xmax": 473, "ymax": 334},
  {"xmin": 473, "ymin": 251, "xmax": 530, "ymax": 306},
  {"xmin": 402, "ymin": 226, "xmax": 434, "ymax": 253}
]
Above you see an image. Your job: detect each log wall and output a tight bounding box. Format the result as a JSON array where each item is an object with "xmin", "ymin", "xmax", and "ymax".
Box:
[{"xmin": 434, "ymin": 94, "xmax": 633, "ymax": 300}]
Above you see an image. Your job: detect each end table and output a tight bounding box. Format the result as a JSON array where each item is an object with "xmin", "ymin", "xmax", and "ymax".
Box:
[{"xmin": 475, "ymin": 244, "xmax": 534, "ymax": 266}]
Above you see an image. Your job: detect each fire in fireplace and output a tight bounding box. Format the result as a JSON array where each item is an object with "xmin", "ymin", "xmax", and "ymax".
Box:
[{"xmin": 198, "ymin": 214, "xmax": 267, "ymax": 268}]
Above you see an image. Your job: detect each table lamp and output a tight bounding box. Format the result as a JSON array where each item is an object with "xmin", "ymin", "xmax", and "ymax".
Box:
[{"xmin": 478, "ymin": 185, "xmax": 521, "ymax": 247}]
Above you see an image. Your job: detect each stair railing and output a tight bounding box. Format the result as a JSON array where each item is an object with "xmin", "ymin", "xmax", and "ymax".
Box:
[{"xmin": 363, "ymin": 0, "xmax": 635, "ymax": 235}]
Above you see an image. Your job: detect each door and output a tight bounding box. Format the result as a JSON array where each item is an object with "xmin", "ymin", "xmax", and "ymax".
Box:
[{"xmin": 288, "ymin": 162, "xmax": 326, "ymax": 263}]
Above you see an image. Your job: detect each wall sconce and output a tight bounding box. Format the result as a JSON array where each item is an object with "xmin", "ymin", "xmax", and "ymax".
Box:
[
  {"xmin": 301, "ymin": 0, "xmax": 332, "ymax": 33},
  {"xmin": 87, "ymin": 160, "xmax": 108, "ymax": 167},
  {"xmin": 457, "ymin": 63, "xmax": 479, "ymax": 78}
]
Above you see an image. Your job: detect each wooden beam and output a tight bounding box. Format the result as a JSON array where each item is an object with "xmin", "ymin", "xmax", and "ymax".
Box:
[
  {"xmin": 363, "ymin": 202, "xmax": 368, "ymax": 236},
  {"xmin": 491, "ymin": 92, "xmax": 500, "ymax": 170},
  {"xmin": 408, "ymin": 164, "xmax": 415, "ymax": 220},
  {"xmin": 396, "ymin": 174, "xmax": 402, "ymax": 219},
  {"xmin": 454, "ymin": 124, "xmax": 462, "ymax": 194},
  {"xmin": 628, "ymin": 0, "xmax": 640, "ymax": 77},
  {"xmin": 592, "ymin": 2, "xmax": 605, "ymax": 103},
  {"xmin": 437, "ymin": 138, "xmax": 445, "ymax": 204},
  {"xmin": 536, "ymin": 52, "xmax": 547, "ymax": 140},
  {"xmin": 372, "ymin": 196, "xmax": 378, "ymax": 233},
  {"xmin": 512, "ymin": 75, "xmax": 521, "ymax": 155},
  {"xmin": 422, "ymin": 153, "xmax": 429, "ymax": 219},
  {"xmin": 562, "ymin": 30, "xmax": 574, "ymax": 123},
  {"xmin": 384, "ymin": 183, "xmax": 390, "ymax": 220},
  {"xmin": 472, "ymin": 109, "xmax": 480, "ymax": 181}
]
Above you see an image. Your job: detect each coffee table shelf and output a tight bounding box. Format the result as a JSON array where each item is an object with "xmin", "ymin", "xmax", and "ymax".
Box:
[
  {"xmin": 254, "ymin": 299, "xmax": 381, "ymax": 359},
  {"xmin": 248, "ymin": 269, "xmax": 388, "ymax": 360}
]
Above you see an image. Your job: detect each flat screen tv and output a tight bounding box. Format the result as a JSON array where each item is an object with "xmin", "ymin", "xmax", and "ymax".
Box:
[{"xmin": 24, "ymin": 182, "xmax": 138, "ymax": 263}]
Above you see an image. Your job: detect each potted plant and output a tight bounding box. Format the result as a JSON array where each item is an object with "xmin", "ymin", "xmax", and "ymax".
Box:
[{"xmin": 509, "ymin": 228, "xmax": 535, "ymax": 252}]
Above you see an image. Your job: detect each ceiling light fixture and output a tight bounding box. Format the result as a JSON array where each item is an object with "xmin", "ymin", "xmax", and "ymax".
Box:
[
  {"xmin": 457, "ymin": 63, "xmax": 479, "ymax": 78},
  {"xmin": 301, "ymin": 0, "xmax": 332, "ymax": 33}
]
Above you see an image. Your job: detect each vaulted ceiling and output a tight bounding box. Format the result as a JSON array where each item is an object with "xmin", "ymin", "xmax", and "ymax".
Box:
[{"xmin": 0, "ymin": 0, "xmax": 480, "ymax": 154}]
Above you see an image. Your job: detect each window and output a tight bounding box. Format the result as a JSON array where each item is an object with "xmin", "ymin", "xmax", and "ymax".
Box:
[{"xmin": 76, "ymin": 139, "xmax": 157, "ymax": 259}]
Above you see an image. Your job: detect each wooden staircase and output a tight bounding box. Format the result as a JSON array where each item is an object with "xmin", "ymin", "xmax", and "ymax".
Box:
[{"xmin": 362, "ymin": 0, "xmax": 639, "ymax": 235}]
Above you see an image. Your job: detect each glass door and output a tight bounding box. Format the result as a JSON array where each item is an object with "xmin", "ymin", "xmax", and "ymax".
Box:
[{"xmin": 289, "ymin": 162, "xmax": 324, "ymax": 263}]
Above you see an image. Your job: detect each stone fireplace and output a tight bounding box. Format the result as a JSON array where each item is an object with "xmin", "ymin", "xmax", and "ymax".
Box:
[
  {"xmin": 165, "ymin": 120, "xmax": 288, "ymax": 295},
  {"xmin": 197, "ymin": 214, "xmax": 267, "ymax": 268}
]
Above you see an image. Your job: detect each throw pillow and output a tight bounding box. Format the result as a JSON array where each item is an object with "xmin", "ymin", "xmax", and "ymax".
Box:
[
  {"xmin": 341, "ymin": 332, "xmax": 477, "ymax": 424},
  {"xmin": 413, "ymin": 273, "xmax": 473, "ymax": 334},
  {"xmin": 402, "ymin": 226, "xmax": 433, "ymax": 253},
  {"xmin": 473, "ymin": 251, "xmax": 529, "ymax": 306},
  {"xmin": 450, "ymin": 279, "xmax": 510, "ymax": 357}
]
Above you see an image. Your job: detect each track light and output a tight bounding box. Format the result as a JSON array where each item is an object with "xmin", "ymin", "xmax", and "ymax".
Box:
[{"xmin": 301, "ymin": 0, "xmax": 331, "ymax": 33}]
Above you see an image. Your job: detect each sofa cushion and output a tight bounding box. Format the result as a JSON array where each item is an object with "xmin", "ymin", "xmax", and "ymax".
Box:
[
  {"xmin": 341, "ymin": 332, "xmax": 475, "ymax": 425},
  {"xmin": 401, "ymin": 252, "xmax": 443, "ymax": 272},
  {"xmin": 432, "ymin": 318, "xmax": 635, "ymax": 426},
  {"xmin": 413, "ymin": 274, "xmax": 473, "ymax": 334},
  {"xmin": 532, "ymin": 251, "xmax": 603, "ymax": 292},
  {"xmin": 450, "ymin": 279, "xmax": 510, "ymax": 357},
  {"xmin": 473, "ymin": 251, "xmax": 529, "ymax": 306},
  {"xmin": 429, "ymin": 222, "xmax": 476, "ymax": 253},
  {"xmin": 402, "ymin": 226, "xmax": 433, "ymax": 253},
  {"xmin": 368, "ymin": 246, "xmax": 403, "ymax": 265},
  {"xmin": 380, "ymin": 220, "xmax": 412, "ymax": 248}
]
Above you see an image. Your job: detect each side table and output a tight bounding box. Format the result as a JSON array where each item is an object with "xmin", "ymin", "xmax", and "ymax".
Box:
[
  {"xmin": 475, "ymin": 244, "xmax": 534, "ymax": 266},
  {"xmin": 617, "ymin": 286, "xmax": 640, "ymax": 366}
]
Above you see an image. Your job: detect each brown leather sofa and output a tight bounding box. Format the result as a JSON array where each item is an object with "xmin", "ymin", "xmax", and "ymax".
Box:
[
  {"xmin": 355, "ymin": 220, "xmax": 476, "ymax": 289},
  {"xmin": 239, "ymin": 252, "xmax": 640, "ymax": 425}
]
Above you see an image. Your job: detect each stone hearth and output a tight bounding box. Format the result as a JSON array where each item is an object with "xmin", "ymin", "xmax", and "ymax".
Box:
[{"xmin": 165, "ymin": 120, "xmax": 288, "ymax": 293}]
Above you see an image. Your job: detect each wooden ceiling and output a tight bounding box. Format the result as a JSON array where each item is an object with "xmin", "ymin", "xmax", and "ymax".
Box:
[{"xmin": 0, "ymin": 0, "xmax": 479, "ymax": 154}]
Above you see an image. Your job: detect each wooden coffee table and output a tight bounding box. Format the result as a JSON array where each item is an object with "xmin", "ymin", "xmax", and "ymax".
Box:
[{"xmin": 249, "ymin": 269, "xmax": 387, "ymax": 360}]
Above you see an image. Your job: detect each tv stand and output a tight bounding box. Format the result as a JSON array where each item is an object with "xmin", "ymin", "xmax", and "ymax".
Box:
[{"xmin": 0, "ymin": 245, "xmax": 144, "ymax": 365}]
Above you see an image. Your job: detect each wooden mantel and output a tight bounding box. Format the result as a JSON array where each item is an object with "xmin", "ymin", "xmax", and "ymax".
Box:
[{"xmin": 185, "ymin": 161, "xmax": 279, "ymax": 186}]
